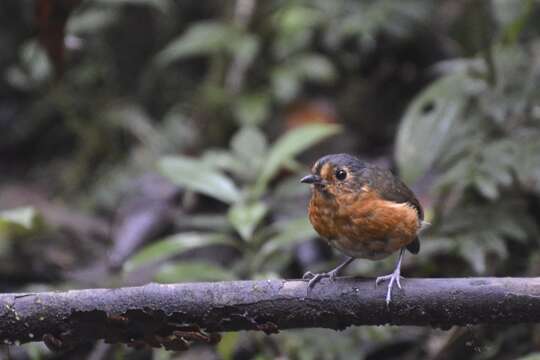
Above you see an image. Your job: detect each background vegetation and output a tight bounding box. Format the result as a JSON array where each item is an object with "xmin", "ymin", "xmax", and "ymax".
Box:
[{"xmin": 1, "ymin": 0, "xmax": 540, "ymax": 359}]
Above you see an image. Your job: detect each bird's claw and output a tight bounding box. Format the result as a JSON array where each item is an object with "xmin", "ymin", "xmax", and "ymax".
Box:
[
  {"xmin": 302, "ymin": 270, "xmax": 338, "ymax": 296},
  {"xmin": 375, "ymin": 273, "xmax": 404, "ymax": 288},
  {"xmin": 375, "ymin": 270, "xmax": 404, "ymax": 306},
  {"xmin": 302, "ymin": 257, "xmax": 355, "ymax": 296}
]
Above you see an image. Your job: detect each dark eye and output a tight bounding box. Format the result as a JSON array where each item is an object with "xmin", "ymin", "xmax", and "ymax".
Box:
[{"xmin": 335, "ymin": 169, "xmax": 347, "ymax": 181}]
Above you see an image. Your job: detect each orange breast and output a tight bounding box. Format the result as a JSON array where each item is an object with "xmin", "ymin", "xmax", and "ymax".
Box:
[{"xmin": 308, "ymin": 187, "xmax": 420, "ymax": 260}]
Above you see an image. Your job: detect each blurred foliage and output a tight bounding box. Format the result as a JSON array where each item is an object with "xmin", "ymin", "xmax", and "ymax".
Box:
[
  {"xmin": 125, "ymin": 123, "xmax": 338, "ymax": 282},
  {"xmin": 396, "ymin": 29, "xmax": 540, "ymax": 274},
  {"xmin": 0, "ymin": 207, "xmax": 39, "ymax": 231},
  {"xmin": 2, "ymin": 0, "xmax": 540, "ymax": 359}
]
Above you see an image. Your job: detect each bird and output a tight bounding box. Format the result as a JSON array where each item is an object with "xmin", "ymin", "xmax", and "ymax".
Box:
[{"xmin": 300, "ymin": 153, "xmax": 428, "ymax": 305}]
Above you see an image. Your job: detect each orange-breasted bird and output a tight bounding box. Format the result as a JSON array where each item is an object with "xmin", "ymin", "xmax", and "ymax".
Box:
[{"xmin": 300, "ymin": 153, "xmax": 428, "ymax": 304}]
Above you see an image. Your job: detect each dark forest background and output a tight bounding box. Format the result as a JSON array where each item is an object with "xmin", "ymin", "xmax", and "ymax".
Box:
[{"xmin": 1, "ymin": 0, "xmax": 540, "ymax": 359}]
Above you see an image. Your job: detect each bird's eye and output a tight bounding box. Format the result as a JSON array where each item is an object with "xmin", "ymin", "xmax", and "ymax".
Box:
[{"xmin": 335, "ymin": 169, "xmax": 347, "ymax": 181}]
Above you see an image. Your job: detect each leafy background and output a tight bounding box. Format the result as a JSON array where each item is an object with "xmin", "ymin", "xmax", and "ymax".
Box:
[{"xmin": 1, "ymin": 0, "xmax": 540, "ymax": 359}]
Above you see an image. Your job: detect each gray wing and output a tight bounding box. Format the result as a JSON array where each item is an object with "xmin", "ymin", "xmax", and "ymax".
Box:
[
  {"xmin": 361, "ymin": 166, "xmax": 423, "ymax": 254},
  {"xmin": 362, "ymin": 165, "xmax": 424, "ymax": 220}
]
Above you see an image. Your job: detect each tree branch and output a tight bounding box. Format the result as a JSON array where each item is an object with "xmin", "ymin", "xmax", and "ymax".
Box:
[{"xmin": 1, "ymin": 277, "xmax": 540, "ymax": 350}]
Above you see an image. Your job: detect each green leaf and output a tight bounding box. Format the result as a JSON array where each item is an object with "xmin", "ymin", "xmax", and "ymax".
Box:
[
  {"xmin": 255, "ymin": 123, "xmax": 341, "ymax": 193},
  {"xmin": 228, "ymin": 201, "xmax": 268, "ymax": 241},
  {"xmin": 395, "ymin": 72, "xmax": 484, "ymax": 183},
  {"xmin": 125, "ymin": 232, "xmax": 235, "ymax": 272},
  {"xmin": 272, "ymin": 175, "xmax": 311, "ymax": 204},
  {"xmin": 154, "ymin": 261, "xmax": 236, "ymax": 283},
  {"xmin": 517, "ymin": 353, "xmax": 540, "ymax": 360},
  {"xmin": 499, "ymin": 220, "xmax": 527, "ymax": 241},
  {"xmin": 0, "ymin": 207, "xmax": 37, "ymax": 230},
  {"xmin": 67, "ymin": 8, "xmax": 118, "ymax": 34},
  {"xmin": 294, "ymin": 54, "xmax": 336, "ymax": 83},
  {"xmin": 201, "ymin": 150, "xmax": 247, "ymax": 177},
  {"xmin": 229, "ymin": 34, "xmax": 260, "ymax": 67},
  {"xmin": 94, "ymin": 0, "xmax": 173, "ymax": 13},
  {"xmin": 498, "ymin": 0, "xmax": 535, "ymax": 45},
  {"xmin": 483, "ymin": 235, "xmax": 508, "ymax": 259},
  {"xmin": 174, "ymin": 213, "xmax": 231, "ymax": 231},
  {"xmin": 259, "ymin": 218, "xmax": 316, "ymax": 259},
  {"xmin": 474, "ymin": 175, "xmax": 499, "ymax": 200},
  {"xmin": 233, "ymin": 94, "xmax": 271, "ymax": 126},
  {"xmin": 154, "ymin": 21, "xmax": 234, "ymax": 67},
  {"xmin": 230, "ymin": 126, "xmax": 268, "ymax": 179},
  {"xmin": 513, "ymin": 135, "xmax": 540, "ymax": 193},
  {"xmin": 275, "ymin": 5, "xmax": 323, "ymax": 34},
  {"xmin": 7, "ymin": 41, "xmax": 52, "ymax": 90},
  {"xmin": 251, "ymin": 217, "xmax": 316, "ymax": 272},
  {"xmin": 217, "ymin": 332, "xmax": 240, "ymax": 360},
  {"xmin": 270, "ymin": 55, "xmax": 336, "ymax": 101},
  {"xmin": 271, "ymin": 66, "xmax": 301, "ymax": 102},
  {"xmin": 460, "ymin": 239, "xmax": 486, "ymax": 274},
  {"xmin": 231, "ymin": 126, "xmax": 267, "ymax": 162},
  {"xmin": 159, "ymin": 155, "xmax": 241, "ymax": 204}
]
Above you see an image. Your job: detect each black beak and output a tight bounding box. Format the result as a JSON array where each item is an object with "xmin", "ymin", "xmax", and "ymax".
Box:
[{"xmin": 300, "ymin": 174, "xmax": 321, "ymax": 184}]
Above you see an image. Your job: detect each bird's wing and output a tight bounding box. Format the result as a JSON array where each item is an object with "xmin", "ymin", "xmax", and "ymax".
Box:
[
  {"xmin": 362, "ymin": 166, "xmax": 424, "ymax": 220},
  {"xmin": 361, "ymin": 166, "xmax": 424, "ymax": 254}
]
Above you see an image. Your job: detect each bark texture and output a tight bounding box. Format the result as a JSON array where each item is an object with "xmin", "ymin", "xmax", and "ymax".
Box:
[{"xmin": 1, "ymin": 277, "xmax": 540, "ymax": 350}]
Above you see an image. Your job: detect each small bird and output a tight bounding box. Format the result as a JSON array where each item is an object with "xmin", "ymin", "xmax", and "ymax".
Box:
[{"xmin": 300, "ymin": 153, "xmax": 428, "ymax": 305}]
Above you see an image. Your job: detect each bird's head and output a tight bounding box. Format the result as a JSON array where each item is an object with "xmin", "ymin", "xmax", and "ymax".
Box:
[{"xmin": 300, "ymin": 153, "xmax": 368, "ymax": 196}]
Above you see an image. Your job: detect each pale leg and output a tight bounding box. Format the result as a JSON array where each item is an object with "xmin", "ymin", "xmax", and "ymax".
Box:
[{"xmin": 375, "ymin": 248, "xmax": 405, "ymax": 305}]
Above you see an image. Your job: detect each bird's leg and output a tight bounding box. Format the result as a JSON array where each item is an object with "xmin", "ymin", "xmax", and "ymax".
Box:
[
  {"xmin": 375, "ymin": 248, "xmax": 405, "ymax": 306},
  {"xmin": 303, "ymin": 257, "xmax": 355, "ymax": 293}
]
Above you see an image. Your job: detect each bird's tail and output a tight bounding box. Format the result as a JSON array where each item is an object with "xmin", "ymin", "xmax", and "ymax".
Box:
[{"xmin": 407, "ymin": 221, "xmax": 431, "ymax": 254}]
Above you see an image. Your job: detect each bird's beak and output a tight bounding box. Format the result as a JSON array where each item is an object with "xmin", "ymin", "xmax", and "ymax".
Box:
[{"xmin": 300, "ymin": 174, "xmax": 322, "ymax": 184}]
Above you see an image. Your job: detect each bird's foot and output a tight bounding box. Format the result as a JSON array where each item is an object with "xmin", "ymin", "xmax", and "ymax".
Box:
[
  {"xmin": 302, "ymin": 269, "xmax": 339, "ymax": 295},
  {"xmin": 375, "ymin": 269, "xmax": 404, "ymax": 306}
]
